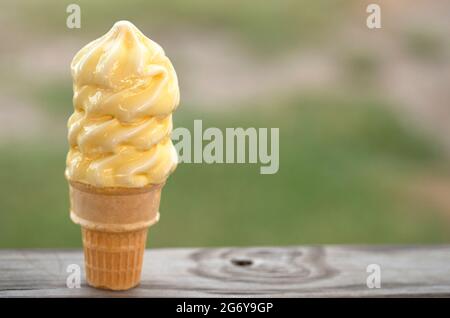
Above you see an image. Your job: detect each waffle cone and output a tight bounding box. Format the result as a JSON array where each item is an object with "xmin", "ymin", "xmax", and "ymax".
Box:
[{"xmin": 69, "ymin": 181, "xmax": 163, "ymax": 290}]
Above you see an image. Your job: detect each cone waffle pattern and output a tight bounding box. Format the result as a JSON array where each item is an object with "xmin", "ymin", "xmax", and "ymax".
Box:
[{"xmin": 81, "ymin": 227, "xmax": 148, "ymax": 290}]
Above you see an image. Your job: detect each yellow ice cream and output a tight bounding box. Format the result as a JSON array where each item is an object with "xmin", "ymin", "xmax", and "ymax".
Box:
[{"xmin": 66, "ymin": 21, "xmax": 180, "ymax": 187}]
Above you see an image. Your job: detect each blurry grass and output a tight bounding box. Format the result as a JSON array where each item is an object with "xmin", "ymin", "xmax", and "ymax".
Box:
[
  {"xmin": 9, "ymin": 0, "xmax": 350, "ymax": 52},
  {"xmin": 32, "ymin": 80, "xmax": 73, "ymax": 118},
  {"xmin": 403, "ymin": 28, "xmax": 446, "ymax": 61},
  {"xmin": 1, "ymin": 94, "xmax": 449, "ymax": 248},
  {"xmin": 344, "ymin": 50, "xmax": 380, "ymax": 85}
]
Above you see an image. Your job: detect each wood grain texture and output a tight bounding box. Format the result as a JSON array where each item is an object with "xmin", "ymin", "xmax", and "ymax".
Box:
[{"xmin": 1, "ymin": 246, "xmax": 450, "ymax": 297}]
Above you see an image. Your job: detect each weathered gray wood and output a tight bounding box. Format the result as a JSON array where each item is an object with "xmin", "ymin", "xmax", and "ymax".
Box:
[{"xmin": 1, "ymin": 246, "xmax": 450, "ymax": 297}]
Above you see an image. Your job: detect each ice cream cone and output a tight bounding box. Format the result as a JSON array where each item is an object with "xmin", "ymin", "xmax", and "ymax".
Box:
[
  {"xmin": 66, "ymin": 21, "xmax": 180, "ymax": 291},
  {"xmin": 69, "ymin": 181, "xmax": 163, "ymax": 290}
]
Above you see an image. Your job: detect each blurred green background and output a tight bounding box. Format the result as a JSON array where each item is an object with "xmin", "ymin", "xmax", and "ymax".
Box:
[{"xmin": 1, "ymin": 0, "xmax": 450, "ymax": 247}]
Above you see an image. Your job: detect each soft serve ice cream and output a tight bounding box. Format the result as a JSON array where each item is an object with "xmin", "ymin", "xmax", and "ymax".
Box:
[
  {"xmin": 66, "ymin": 21, "xmax": 179, "ymax": 188},
  {"xmin": 66, "ymin": 21, "xmax": 180, "ymax": 291}
]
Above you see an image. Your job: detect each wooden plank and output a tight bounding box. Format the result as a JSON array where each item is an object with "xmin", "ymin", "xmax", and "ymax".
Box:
[{"xmin": 1, "ymin": 246, "xmax": 450, "ymax": 297}]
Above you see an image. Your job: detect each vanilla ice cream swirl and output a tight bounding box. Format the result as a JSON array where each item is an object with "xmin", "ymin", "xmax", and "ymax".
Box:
[{"xmin": 66, "ymin": 21, "xmax": 180, "ymax": 187}]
